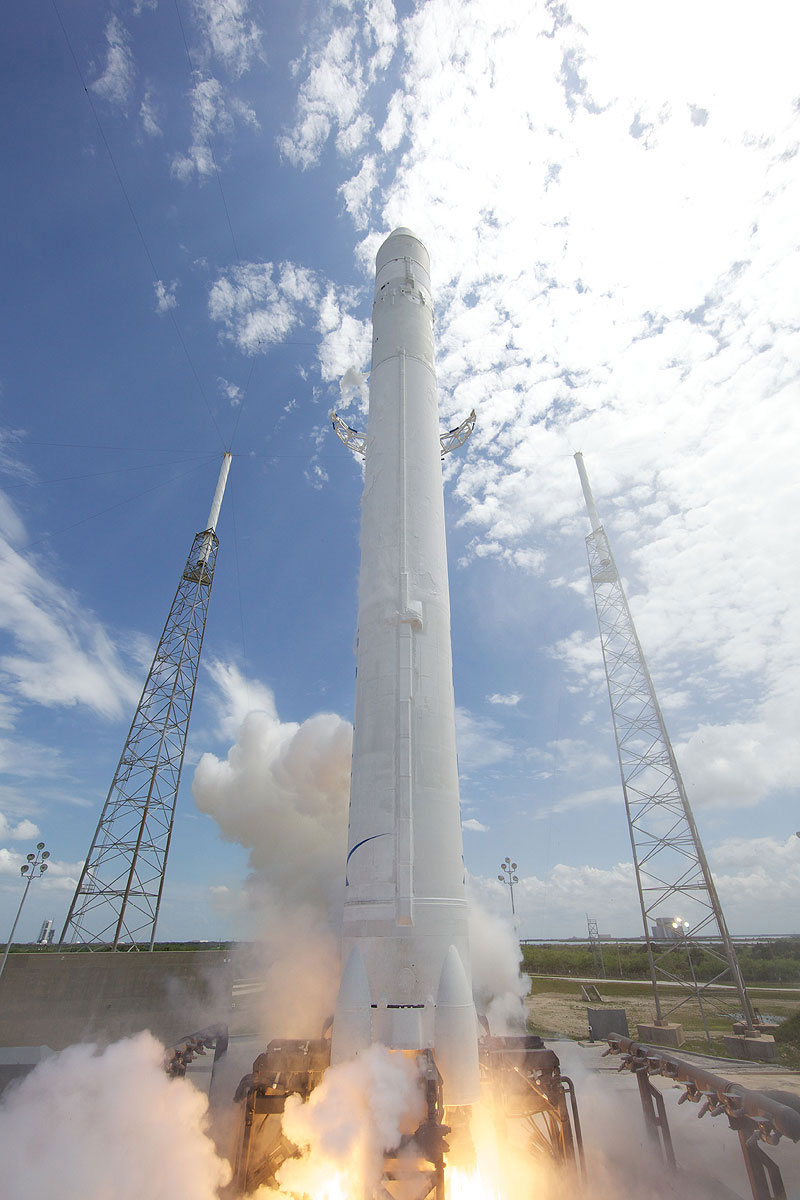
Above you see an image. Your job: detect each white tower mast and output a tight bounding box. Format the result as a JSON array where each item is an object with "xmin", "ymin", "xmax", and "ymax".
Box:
[
  {"xmin": 331, "ymin": 230, "xmax": 479, "ymax": 1103},
  {"xmin": 61, "ymin": 453, "xmax": 232, "ymax": 950}
]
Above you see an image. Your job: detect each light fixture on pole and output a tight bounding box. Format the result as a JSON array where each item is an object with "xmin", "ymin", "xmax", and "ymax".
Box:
[
  {"xmin": 0, "ymin": 842, "xmax": 50, "ymax": 984},
  {"xmin": 498, "ymin": 857, "xmax": 519, "ymax": 916},
  {"xmin": 672, "ymin": 916, "xmax": 711, "ymax": 1045}
]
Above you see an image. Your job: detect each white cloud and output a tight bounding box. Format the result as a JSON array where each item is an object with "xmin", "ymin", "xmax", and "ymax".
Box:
[
  {"xmin": 279, "ymin": 4, "xmax": 398, "ymax": 169},
  {"xmin": 208, "ymin": 260, "xmax": 318, "ymax": 352},
  {"xmin": 339, "ymin": 154, "xmax": 379, "ymax": 229},
  {"xmin": 273, "ymin": 1, "xmax": 800, "ymax": 878},
  {"xmin": 171, "ymin": 76, "xmax": 258, "ymax": 181},
  {"xmin": 462, "ymin": 818, "xmax": 488, "ymax": 833},
  {"xmin": 455, "ymin": 707, "xmax": 513, "ymax": 772},
  {"xmin": 0, "ymin": 847, "xmax": 82, "ymax": 893},
  {"xmin": 190, "ymin": 0, "xmax": 263, "ymax": 77},
  {"xmin": 339, "ymin": 366, "xmax": 368, "ymax": 411},
  {"xmin": 0, "ymin": 518, "xmax": 141, "ymax": 720},
  {"xmin": 217, "ymin": 376, "xmax": 242, "ymax": 406},
  {"xmin": 533, "ymin": 785, "xmax": 621, "ymax": 819},
  {"xmin": 487, "ymin": 692, "xmax": 521, "ymax": 707},
  {"xmin": 0, "ymin": 813, "xmax": 40, "ymax": 842},
  {"xmin": 153, "ymin": 279, "xmax": 178, "ymax": 313},
  {"xmin": 317, "ymin": 285, "xmax": 371, "ymax": 386},
  {"xmin": 91, "ymin": 16, "xmax": 135, "ymax": 109},
  {"xmin": 139, "ymin": 88, "xmax": 161, "ymax": 136}
]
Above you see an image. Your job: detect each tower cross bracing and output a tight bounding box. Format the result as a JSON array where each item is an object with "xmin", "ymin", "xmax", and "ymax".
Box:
[
  {"xmin": 61, "ymin": 454, "xmax": 231, "ymax": 950},
  {"xmin": 576, "ymin": 454, "xmax": 755, "ymax": 1033}
]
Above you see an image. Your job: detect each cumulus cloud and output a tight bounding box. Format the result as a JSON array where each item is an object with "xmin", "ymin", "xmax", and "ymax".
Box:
[
  {"xmin": 0, "ymin": 846, "xmax": 82, "ymax": 893},
  {"xmin": 317, "ymin": 286, "xmax": 371, "ymax": 385},
  {"xmin": 469, "ymin": 825, "xmax": 800, "ymax": 937},
  {"xmin": 283, "ymin": 0, "xmax": 799, "ymax": 734},
  {"xmin": 487, "ymin": 692, "xmax": 521, "ymax": 707},
  {"xmin": 153, "ymin": 279, "xmax": 178, "ymax": 313},
  {"xmin": 90, "ymin": 16, "xmax": 135, "ymax": 109},
  {"xmin": 190, "ymin": 0, "xmax": 263, "ymax": 76},
  {"xmin": 462, "ymin": 817, "xmax": 488, "ymax": 833},
  {"xmin": 171, "ymin": 76, "xmax": 258, "ymax": 181},
  {"xmin": 280, "ymin": 2, "xmax": 397, "ymax": 167},
  {"xmin": 339, "ymin": 154, "xmax": 379, "ymax": 229},
  {"xmin": 0, "ymin": 813, "xmax": 40, "ymax": 842},
  {"xmin": 208, "ymin": 260, "xmax": 318, "ymax": 352}
]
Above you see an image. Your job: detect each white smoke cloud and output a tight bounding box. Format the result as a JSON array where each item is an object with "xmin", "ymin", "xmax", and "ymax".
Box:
[
  {"xmin": 0, "ymin": 1032, "xmax": 230, "ymax": 1200},
  {"xmin": 192, "ymin": 663, "xmax": 352, "ymax": 1038},
  {"xmin": 467, "ymin": 886, "xmax": 528, "ymax": 1035},
  {"xmin": 278, "ymin": 1044, "xmax": 425, "ymax": 1198},
  {"xmin": 194, "ymin": 663, "xmax": 529, "ymax": 1041}
]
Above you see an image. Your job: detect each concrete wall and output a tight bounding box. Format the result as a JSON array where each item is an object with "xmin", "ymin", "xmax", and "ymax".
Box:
[{"xmin": 0, "ymin": 950, "xmax": 233, "ymax": 1050}]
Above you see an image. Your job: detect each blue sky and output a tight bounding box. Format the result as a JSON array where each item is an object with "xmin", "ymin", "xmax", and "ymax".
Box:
[{"xmin": 1, "ymin": 0, "xmax": 798, "ymax": 946}]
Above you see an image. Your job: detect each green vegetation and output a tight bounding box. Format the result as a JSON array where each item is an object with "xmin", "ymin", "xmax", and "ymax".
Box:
[
  {"xmin": 3, "ymin": 941, "xmax": 232, "ymax": 953},
  {"xmin": 774, "ymin": 1009, "xmax": 800, "ymax": 1069},
  {"xmin": 521, "ymin": 938, "xmax": 800, "ymax": 986}
]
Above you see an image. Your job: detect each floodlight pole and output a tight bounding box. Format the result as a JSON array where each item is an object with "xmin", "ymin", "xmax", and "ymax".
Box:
[
  {"xmin": 498, "ymin": 856, "xmax": 519, "ymax": 916},
  {"xmin": 0, "ymin": 842, "xmax": 50, "ymax": 984}
]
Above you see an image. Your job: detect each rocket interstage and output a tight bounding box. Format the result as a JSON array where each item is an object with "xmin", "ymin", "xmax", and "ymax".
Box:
[{"xmin": 331, "ymin": 229, "xmax": 480, "ymax": 1105}]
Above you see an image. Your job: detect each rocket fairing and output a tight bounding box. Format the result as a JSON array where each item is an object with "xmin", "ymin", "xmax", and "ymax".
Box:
[{"xmin": 331, "ymin": 229, "xmax": 480, "ymax": 1105}]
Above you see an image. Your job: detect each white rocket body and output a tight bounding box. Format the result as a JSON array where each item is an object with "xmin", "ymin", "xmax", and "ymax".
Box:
[{"xmin": 331, "ymin": 229, "xmax": 480, "ymax": 1105}]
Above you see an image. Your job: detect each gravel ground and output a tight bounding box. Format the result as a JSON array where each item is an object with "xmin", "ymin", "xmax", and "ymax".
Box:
[{"xmin": 526, "ymin": 988, "xmax": 657, "ymax": 1040}]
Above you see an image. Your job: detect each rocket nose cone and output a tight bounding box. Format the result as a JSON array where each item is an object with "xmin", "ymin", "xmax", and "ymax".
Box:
[{"xmin": 375, "ymin": 227, "xmax": 431, "ymax": 281}]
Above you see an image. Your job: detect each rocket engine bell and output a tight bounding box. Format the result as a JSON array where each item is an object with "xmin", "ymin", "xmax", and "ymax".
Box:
[{"xmin": 331, "ymin": 229, "xmax": 480, "ymax": 1105}]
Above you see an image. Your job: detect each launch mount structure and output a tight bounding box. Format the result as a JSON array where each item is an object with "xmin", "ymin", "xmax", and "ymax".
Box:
[
  {"xmin": 575, "ymin": 453, "xmax": 756, "ymax": 1034},
  {"xmin": 60, "ymin": 453, "xmax": 232, "ymax": 951}
]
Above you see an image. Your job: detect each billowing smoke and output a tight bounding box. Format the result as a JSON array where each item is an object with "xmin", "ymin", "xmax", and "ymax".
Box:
[
  {"xmin": 192, "ymin": 663, "xmax": 352, "ymax": 1038},
  {"xmin": 277, "ymin": 1045, "xmax": 425, "ymax": 1197},
  {"xmin": 0, "ymin": 1033, "xmax": 230, "ymax": 1199},
  {"xmin": 467, "ymin": 885, "xmax": 529, "ymax": 1034},
  {"xmin": 193, "ymin": 662, "xmax": 529, "ymax": 1040}
]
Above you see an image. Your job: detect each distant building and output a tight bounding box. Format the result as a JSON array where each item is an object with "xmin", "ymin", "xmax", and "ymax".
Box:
[
  {"xmin": 36, "ymin": 919, "xmax": 54, "ymax": 946},
  {"xmin": 651, "ymin": 916, "xmax": 687, "ymax": 941}
]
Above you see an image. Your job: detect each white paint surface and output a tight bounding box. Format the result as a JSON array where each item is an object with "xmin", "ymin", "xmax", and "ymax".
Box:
[{"xmin": 334, "ymin": 230, "xmax": 479, "ymax": 1102}]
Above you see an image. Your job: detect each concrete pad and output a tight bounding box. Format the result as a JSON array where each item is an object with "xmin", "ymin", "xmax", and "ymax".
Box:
[
  {"xmin": 723, "ymin": 1033, "xmax": 778, "ymax": 1062},
  {"xmin": 637, "ymin": 1021, "xmax": 685, "ymax": 1047}
]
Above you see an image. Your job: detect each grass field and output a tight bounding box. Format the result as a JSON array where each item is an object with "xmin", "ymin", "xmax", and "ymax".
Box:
[{"xmin": 526, "ymin": 972, "xmax": 800, "ymax": 1064}]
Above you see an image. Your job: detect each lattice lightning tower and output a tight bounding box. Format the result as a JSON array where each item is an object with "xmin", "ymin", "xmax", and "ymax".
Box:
[
  {"xmin": 60, "ymin": 453, "xmax": 232, "ymax": 950},
  {"xmin": 574, "ymin": 453, "xmax": 755, "ymax": 1033}
]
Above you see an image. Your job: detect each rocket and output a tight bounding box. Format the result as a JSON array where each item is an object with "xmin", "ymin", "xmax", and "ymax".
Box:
[{"xmin": 331, "ymin": 229, "xmax": 480, "ymax": 1105}]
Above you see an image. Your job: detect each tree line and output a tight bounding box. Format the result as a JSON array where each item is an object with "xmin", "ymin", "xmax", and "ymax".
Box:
[{"xmin": 521, "ymin": 938, "xmax": 800, "ymax": 984}]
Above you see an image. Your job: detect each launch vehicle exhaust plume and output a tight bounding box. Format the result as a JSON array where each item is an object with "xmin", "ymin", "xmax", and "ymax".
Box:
[{"xmin": 0, "ymin": 1033, "xmax": 230, "ymax": 1200}]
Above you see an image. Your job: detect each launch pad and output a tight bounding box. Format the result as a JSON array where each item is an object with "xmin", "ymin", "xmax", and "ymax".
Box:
[{"xmin": 228, "ymin": 1032, "xmax": 585, "ymax": 1197}]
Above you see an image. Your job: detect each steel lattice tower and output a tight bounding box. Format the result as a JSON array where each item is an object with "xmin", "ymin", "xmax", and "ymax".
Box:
[
  {"xmin": 574, "ymin": 453, "xmax": 755, "ymax": 1033},
  {"xmin": 586, "ymin": 915, "xmax": 606, "ymax": 979},
  {"xmin": 60, "ymin": 454, "xmax": 232, "ymax": 951}
]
